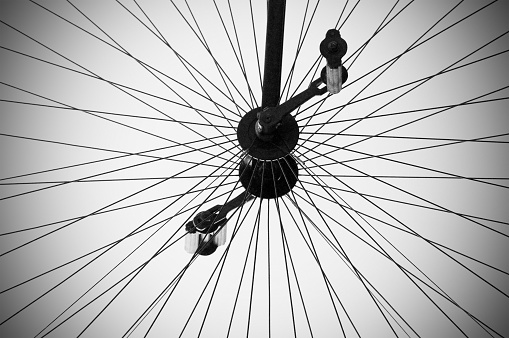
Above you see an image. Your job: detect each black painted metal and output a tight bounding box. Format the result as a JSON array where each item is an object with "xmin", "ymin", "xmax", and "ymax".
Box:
[
  {"xmin": 319, "ymin": 29, "xmax": 347, "ymax": 68},
  {"xmin": 256, "ymin": 78, "xmax": 327, "ymax": 140},
  {"xmin": 239, "ymin": 155, "xmax": 298, "ymax": 199},
  {"xmin": 185, "ymin": 191, "xmax": 253, "ymax": 235},
  {"xmin": 237, "ymin": 107, "xmax": 299, "ymax": 160},
  {"xmin": 261, "ymin": 0, "xmax": 286, "ymax": 108}
]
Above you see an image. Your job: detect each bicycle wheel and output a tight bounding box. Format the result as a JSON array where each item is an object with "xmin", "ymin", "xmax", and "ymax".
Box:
[{"xmin": 1, "ymin": 0, "xmax": 508, "ymax": 337}]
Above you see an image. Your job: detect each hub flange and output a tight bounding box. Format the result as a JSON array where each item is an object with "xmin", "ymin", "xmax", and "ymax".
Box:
[
  {"xmin": 237, "ymin": 107, "xmax": 299, "ymax": 160},
  {"xmin": 239, "ymin": 155, "xmax": 298, "ymax": 199}
]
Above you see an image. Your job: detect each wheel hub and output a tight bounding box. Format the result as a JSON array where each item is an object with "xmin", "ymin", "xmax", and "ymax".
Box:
[
  {"xmin": 238, "ymin": 155, "xmax": 298, "ymax": 199},
  {"xmin": 237, "ymin": 107, "xmax": 300, "ymax": 199},
  {"xmin": 237, "ymin": 107, "xmax": 299, "ymax": 160}
]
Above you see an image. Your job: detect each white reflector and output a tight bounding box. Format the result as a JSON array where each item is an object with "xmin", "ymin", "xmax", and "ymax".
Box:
[
  {"xmin": 326, "ymin": 64, "xmax": 342, "ymax": 94},
  {"xmin": 214, "ymin": 224, "xmax": 227, "ymax": 246},
  {"xmin": 184, "ymin": 232, "xmax": 200, "ymax": 254}
]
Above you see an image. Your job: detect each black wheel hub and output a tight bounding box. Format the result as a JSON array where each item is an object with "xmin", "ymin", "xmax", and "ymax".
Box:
[
  {"xmin": 239, "ymin": 155, "xmax": 298, "ymax": 199},
  {"xmin": 237, "ymin": 107, "xmax": 299, "ymax": 199},
  {"xmin": 237, "ymin": 107, "xmax": 299, "ymax": 160}
]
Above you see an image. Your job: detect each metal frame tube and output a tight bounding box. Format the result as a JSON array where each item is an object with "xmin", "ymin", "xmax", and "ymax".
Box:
[{"xmin": 261, "ymin": 0, "xmax": 286, "ymax": 108}]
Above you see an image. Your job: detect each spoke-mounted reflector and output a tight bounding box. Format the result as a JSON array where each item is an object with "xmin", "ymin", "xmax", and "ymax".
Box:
[{"xmin": 326, "ymin": 64, "xmax": 343, "ymax": 94}]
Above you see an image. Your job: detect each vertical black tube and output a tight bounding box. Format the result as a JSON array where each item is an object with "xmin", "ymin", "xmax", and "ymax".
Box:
[{"xmin": 261, "ymin": 0, "xmax": 286, "ymax": 108}]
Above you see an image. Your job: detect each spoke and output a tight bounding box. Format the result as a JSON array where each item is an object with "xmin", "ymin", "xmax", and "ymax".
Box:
[
  {"xmin": 175, "ymin": 236, "xmax": 232, "ymax": 337},
  {"xmin": 301, "ymin": 133, "xmax": 509, "ymax": 190},
  {"xmin": 296, "ymin": 156, "xmax": 497, "ymax": 336},
  {"xmin": 250, "ymin": 0, "xmax": 264, "ymax": 97},
  {"xmin": 132, "ymin": 0, "xmax": 169, "ymax": 44},
  {"xmin": 295, "ymin": 161, "xmax": 423, "ymax": 335},
  {"xmin": 336, "ymin": 0, "xmax": 361, "ymax": 31},
  {"xmin": 297, "ymin": 85, "xmax": 509, "ymax": 193},
  {"xmin": 301, "ymin": 173, "xmax": 509, "ymax": 181},
  {"xmin": 0, "ymin": 175, "xmax": 237, "ymax": 186},
  {"xmin": 167, "ymin": 0, "xmax": 252, "ymax": 114},
  {"xmin": 123, "ymin": 189, "xmax": 254, "ymax": 337},
  {"xmin": 298, "ymin": 141, "xmax": 509, "ymax": 235},
  {"xmin": 42, "ymin": 231, "xmax": 189, "ymax": 338},
  {"xmin": 278, "ymin": 197, "xmax": 316, "ymax": 337},
  {"xmin": 300, "ymin": 171, "xmax": 509, "ymax": 231},
  {"xmin": 36, "ymin": 242, "xmax": 178, "ymax": 338},
  {"xmin": 0, "ymin": 142, "xmax": 240, "ymax": 258},
  {"xmin": 296, "ymin": 146, "xmax": 509, "ymax": 303},
  {"xmin": 39, "ymin": 234, "xmax": 177, "ymax": 338},
  {"xmin": 280, "ymin": 0, "xmax": 317, "ymax": 103},
  {"xmin": 68, "ymin": 0, "xmax": 239, "ymax": 156},
  {"xmin": 127, "ymin": 158, "xmax": 259, "ymax": 337},
  {"xmin": 1, "ymin": 81, "xmax": 239, "ymax": 167},
  {"xmin": 301, "ymin": 124, "xmax": 509, "ymax": 144},
  {"xmin": 0, "ymin": 181, "xmax": 241, "ymax": 238},
  {"xmin": 181, "ymin": 0, "xmax": 245, "ymax": 112},
  {"xmin": 246, "ymin": 177, "xmax": 264, "ymax": 337},
  {"xmin": 301, "ymin": 1, "xmax": 496, "ymax": 151},
  {"xmin": 284, "ymin": 0, "xmax": 356, "ymax": 104},
  {"xmin": 341, "ymin": 0, "xmax": 407, "ymax": 74},
  {"xmin": 0, "ymin": 97, "xmax": 235, "ymax": 129},
  {"xmin": 297, "ymin": 183, "xmax": 504, "ymax": 336},
  {"xmin": 125, "ymin": 172, "xmax": 248, "ymax": 338},
  {"xmin": 283, "ymin": 50, "xmax": 323, "ymax": 108},
  {"xmin": 272, "ymin": 196, "xmax": 297, "ymax": 337},
  {"xmin": 194, "ymin": 195, "xmax": 257, "ymax": 337},
  {"xmin": 298, "ymin": 1, "xmax": 473, "ymax": 154},
  {"xmin": 345, "ymin": 0, "xmax": 495, "ymax": 92},
  {"xmin": 0, "ymin": 0, "xmax": 507, "ymax": 337},
  {"xmin": 298, "ymin": 48, "xmax": 509, "ymax": 125},
  {"xmin": 339, "ymin": 89, "xmax": 509, "ymax": 156},
  {"xmin": 294, "ymin": 1, "xmax": 417, "ymax": 120},
  {"xmin": 1, "ymin": 26, "xmax": 239, "ymax": 123},
  {"xmin": 0, "ymin": 132, "xmax": 234, "ymax": 186},
  {"xmin": 212, "ymin": 0, "xmax": 258, "ymax": 109},
  {"xmin": 222, "ymin": 161, "xmax": 263, "ymax": 337},
  {"xmin": 290, "ymin": 172, "xmax": 383, "ymax": 337},
  {"xmin": 1, "ymin": 20, "xmax": 240, "ymax": 162},
  {"xmin": 0, "ymin": 137, "xmax": 237, "ymax": 202},
  {"xmin": 266, "ymin": 183, "xmax": 272, "ymax": 337},
  {"xmin": 0, "ymin": 182, "xmax": 240, "ymax": 294},
  {"xmin": 34, "ymin": 149, "xmax": 243, "ymax": 337},
  {"xmin": 173, "ymin": 0, "xmax": 247, "ymax": 119},
  {"xmin": 88, "ymin": 0, "xmax": 237, "ymax": 122},
  {"xmin": 289, "ymin": 187, "xmax": 418, "ymax": 337},
  {"xmin": 225, "ymin": 198, "xmax": 260, "ymax": 338},
  {"xmin": 226, "ymin": 0, "xmax": 258, "ymax": 108},
  {"xmin": 281, "ymin": 195, "xmax": 350, "ymax": 337},
  {"xmin": 299, "ymin": 179, "xmax": 508, "ymax": 278},
  {"xmin": 269, "ymin": 160, "xmax": 351, "ymax": 335},
  {"xmin": 30, "ymin": 0, "xmax": 246, "ymax": 116}
]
